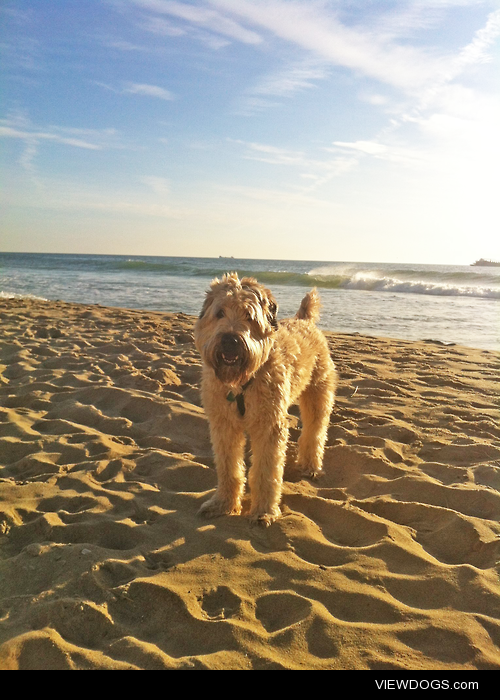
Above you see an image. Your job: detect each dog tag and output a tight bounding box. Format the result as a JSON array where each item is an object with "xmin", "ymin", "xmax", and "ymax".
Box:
[{"xmin": 226, "ymin": 390, "xmax": 246, "ymax": 416}]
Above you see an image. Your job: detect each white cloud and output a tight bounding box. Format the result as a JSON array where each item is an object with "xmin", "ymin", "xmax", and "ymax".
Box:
[
  {"xmin": 209, "ymin": 0, "xmax": 449, "ymax": 92},
  {"xmin": 220, "ymin": 1, "xmax": 500, "ymax": 197},
  {"xmin": 123, "ymin": 82, "xmax": 176, "ymax": 100},
  {"xmin": 98, "ymin": 37, "xmax": 149, "ymax": 51},
  {"xmin": 236, "ymin": 58, "xmax": 329, "ymax": 114},
  {"xmin": 0, "ymin": 118, "xmax": 122, "ymax": 189},
  {"xmin": 329, "ymin": 138, "xmax": 427, "ymax": 171},
  {"xmin": 235, "ymin": 140, "xmax": 307, "ymax": 166},
  {"xmin": 250, "ymin": 60, "xmax": 329, "ymax": 98},
  {"xmin": 137, "ymin": 15, "xmax": 187, "ymax": 37},
  {"xmin": 457, "ymin": 7, "xmax": 500, "ymax": 67},
  {"xmin": 142, "ymin": 176, "xmax": 172, "ymax": 195},
  {"xmin": 231, "ymin": 139, "xmax": 359, "ymax": 189},
  {"xmin": 0, "ymin": 118, "xmax": 122, "ymax": 152},
  {"xmin": 0, "ymin": 124, "xmax": 102, "ymax": 150},
  {"xmin": 332, "ymin": 141, "xmax": 388, "ymax": 157},
  {"xmin": 95, "ymin": 80, "xmax": 176, "ymax": 100},
  {"xmin": 209, "ymin": 0, "xmax": 500, "ymax": 101},
  {"xmin": 131, "ymin": 0, "xmax": 262, "ymax": 45}
]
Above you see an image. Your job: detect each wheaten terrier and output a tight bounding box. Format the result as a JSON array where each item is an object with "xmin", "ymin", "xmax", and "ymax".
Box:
[{"xmin": 195, "ymin": 273, "xmax": 337, "ymax": 525}]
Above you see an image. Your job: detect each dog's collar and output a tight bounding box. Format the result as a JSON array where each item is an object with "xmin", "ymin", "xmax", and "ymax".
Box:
[{"xmin": 226, "ymin": 378, "xmax": 253, "ymax": 416}]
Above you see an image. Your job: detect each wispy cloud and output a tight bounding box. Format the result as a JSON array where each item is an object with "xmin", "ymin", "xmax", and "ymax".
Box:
[
  {"xmin": 137, "ymin": 14, "xmax": 187, "ymax": 37},
  {"xmin": 123, "ymin": 82, "xmax": 176, "ymax": 100},
  {"xmin": 0, "ymin": 117, "xmax": 121, "ymax": 188},
  {"xmin": 210, "ymin": 0, "xmax": 500, "ymax": 98},
  {"xmin": 209, "ymin": 0, "xmax": 449, "ymax": 92},
  {"xmin": 251, "ymin": 61, "xmax": 328, "ymax": 98},
  {"xmin": 0, "ymin": 116, "xmax": 122, "ymax": 151},
  {"xmin": 141, "ymin": 175, "xmax": 172, "ymax": 195},
  {"xmin": 121, "ymin": 1, "xmax": 500, "ymax": 119},
  {"xmin": 332, "ymin": 141, "xmax": 388, "ymax": 157},
  {"xmin": 96, "ymin": 81, "xmax": 176, "ymax": 100},
  {"xmin": 233, "ymin": 140, "xmax": 308, "ymax": 167},
  {"xmin": 231, "ymin": 139, "xmax": 359, "ymax": 191},
  {"xmin": 458, "ymin": 7, "xmax": 500, "ymax": 66},
  {"xmin": 0, "ymin": 4, "xmax": 42, "ymax": 72},
  {"xmin": 137, "ymin": 11, "xmax": 232, "ymax": 48},
  {"xmin": 221, "ymin": 1, "xmax": 500, "ymax": 193},
  {"xmin": 328, "ymin": 139, "xmax": 427, "ymax": 172},
  {"xmin": 131, "ymin": 0, "xmax": 262, "ymax": 45},
  {"xmin": 236, "ymin": 59, "xmax": 329, "ymax": 114},
  {"xmin": 0, "ymin": 124, "xmax": 102, "ymax": 150},
  {"xmin": 96, "ymin": 35, "xmax": 161, "ymax": 52}
]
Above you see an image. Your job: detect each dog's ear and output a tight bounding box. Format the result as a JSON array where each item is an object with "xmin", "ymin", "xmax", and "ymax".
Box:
[
  {"xmin": 199, "ymin": 292, "xmax": 214, "ymax": 319},
  {"xmin": 241, "ymin": 278, "xmax": 278, "ymax": 331},
  {"xmin": 267, "ymin": 298, "xmax": 278, "ymax": 330}
]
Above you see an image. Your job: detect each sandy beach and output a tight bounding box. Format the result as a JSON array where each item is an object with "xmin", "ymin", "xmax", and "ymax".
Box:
[{"xmin": 0, "ymin": 296, "xmax": 499, "ymax": 670}]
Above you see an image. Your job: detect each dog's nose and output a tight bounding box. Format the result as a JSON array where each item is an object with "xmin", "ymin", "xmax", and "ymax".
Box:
[{"xmin": 221, "ymin": 333, "xmax": 239, "ymax": 351}]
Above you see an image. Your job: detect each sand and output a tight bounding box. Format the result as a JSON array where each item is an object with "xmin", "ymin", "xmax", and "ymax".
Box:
[{"xmin": 0, "ymin": 296, "xmax": 499, "ymax": 671}]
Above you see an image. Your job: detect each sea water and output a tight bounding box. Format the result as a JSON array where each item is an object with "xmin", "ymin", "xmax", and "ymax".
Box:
[{"xmin": 1, "ymin": 253, "xmax": 499, "ymax": 351}]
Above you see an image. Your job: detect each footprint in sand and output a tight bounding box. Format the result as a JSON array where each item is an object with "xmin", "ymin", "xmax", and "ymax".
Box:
[
  {"xmin": 255, "ymin": 591, "xmax": 312, "ymax": 633},
  {"xmin": 200, "ymin": 586, "xmax": 242, "ymax": 620}
]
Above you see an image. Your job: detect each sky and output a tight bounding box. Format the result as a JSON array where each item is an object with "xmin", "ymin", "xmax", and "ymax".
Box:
[{"xmin": 1, "ymin": 0, "xmax": 500, "ymax": 265}]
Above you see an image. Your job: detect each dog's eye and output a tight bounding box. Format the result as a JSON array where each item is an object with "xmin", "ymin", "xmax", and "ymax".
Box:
[{"xmin": 216, "ymin": 309, "xmax": 225, "ymax": 319}]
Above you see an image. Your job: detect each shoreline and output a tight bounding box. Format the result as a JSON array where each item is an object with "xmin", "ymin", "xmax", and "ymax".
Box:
[
  {"xmin": 1, "ymin": 297, "xmax": 499, "ymax": 670},
  {"xmin": 0, "ymin": 294, "xmax": 497, "ymax": 353}
]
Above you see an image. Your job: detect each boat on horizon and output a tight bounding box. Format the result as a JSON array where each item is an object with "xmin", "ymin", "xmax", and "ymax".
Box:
[{"xmin": 471, "ymin": 258, "xmax": 500, "ymax": 267}]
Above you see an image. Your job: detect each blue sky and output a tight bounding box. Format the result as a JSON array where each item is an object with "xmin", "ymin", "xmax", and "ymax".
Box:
[{"xmin": 1, "ymin": 0, "xmax": 499, "ymax": 264}]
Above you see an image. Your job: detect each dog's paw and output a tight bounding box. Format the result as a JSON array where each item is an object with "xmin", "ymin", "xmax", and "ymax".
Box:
[
  {"xmin": 248, "ymin": 508, "xmax": 281, "ymax": 527},
  {"xmin": 199, "ymin": 496, "xmax": 241, "ymax": 518},
  {"xmin": 298, "ymin": 463, "xmax": 323, "ymax": 480}
]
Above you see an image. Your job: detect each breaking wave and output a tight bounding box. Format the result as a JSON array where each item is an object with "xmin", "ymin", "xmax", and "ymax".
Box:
[
  {"xmin": 304, "ymin": 266, "xmax": 500, "ymax": 299},
  {"xmin": 196, "ymin": 266, "xmax": 500, "ymax": 300}
]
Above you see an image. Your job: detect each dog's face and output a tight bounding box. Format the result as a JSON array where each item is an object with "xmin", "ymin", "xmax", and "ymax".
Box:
[{"xmin": 195, "ymin": 273, "xmax": 278, "ymax": 386}]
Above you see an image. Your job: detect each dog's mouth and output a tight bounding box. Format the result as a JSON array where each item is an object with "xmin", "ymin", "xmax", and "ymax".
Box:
[
  {"xmin": 215, "ymin": 333, "xmax": 246, "ymax": 370},
  {"xmin": 221, "ymin": 351, "xmax": 239, "ymax": 365}
]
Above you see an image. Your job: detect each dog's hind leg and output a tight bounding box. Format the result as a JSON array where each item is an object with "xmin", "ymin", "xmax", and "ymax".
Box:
[{"xmin": 297, "ymin": 377, "xmax": 335, "ymax": 477}]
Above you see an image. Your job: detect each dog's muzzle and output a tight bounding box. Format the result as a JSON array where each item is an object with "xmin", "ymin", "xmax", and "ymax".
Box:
[{"xmin": 218, "ymin": 333, "xmax": 244, "ymax": 366}]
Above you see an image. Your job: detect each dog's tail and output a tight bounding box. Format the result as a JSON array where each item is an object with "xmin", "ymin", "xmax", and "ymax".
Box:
[{"xmin": 295, "ymin": 288, "xmax": 321, "ymax": 323}]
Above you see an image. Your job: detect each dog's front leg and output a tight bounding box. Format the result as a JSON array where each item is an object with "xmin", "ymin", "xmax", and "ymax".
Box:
[
  {"xmin": 200, "ymin": 415, "xmax": 246, "ymax": 518},
  {"xmin": 247, "ymin": 421, "xmax": 288, "ymax": 525}
]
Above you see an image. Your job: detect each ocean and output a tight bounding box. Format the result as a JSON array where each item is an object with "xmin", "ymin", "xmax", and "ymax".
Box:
[{"xmin": 1, "ymin": 252, "xmax": 499, "ymax": 351}]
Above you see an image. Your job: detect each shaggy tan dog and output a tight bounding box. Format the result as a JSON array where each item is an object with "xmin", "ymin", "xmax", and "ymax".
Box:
[{"xmin": 195, "ymin": 273, "xmax": 337, "ymax": 525}]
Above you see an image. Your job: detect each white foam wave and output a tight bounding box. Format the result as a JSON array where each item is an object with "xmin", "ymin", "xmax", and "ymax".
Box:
[
  {"xmin": 0, "ymin": 291, "xmax": 48, "ymax": 301},
  {"xmin": 309, "ymin": 266, "xmax": 500, "ymax": 299},
  {"xmin": 344, "ymin": 274, "xmax": 500, "ymax": 298}
]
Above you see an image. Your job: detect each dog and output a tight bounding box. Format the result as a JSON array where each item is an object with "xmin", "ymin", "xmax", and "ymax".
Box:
[{"xmin": 194, "ymin": 272, "xmax": 337, "ymax": 525}]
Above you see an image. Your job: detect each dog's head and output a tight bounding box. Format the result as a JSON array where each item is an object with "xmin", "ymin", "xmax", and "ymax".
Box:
[{"xmin": 194, "ymin": 272, "xmax": 278, "ymax": 386}]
